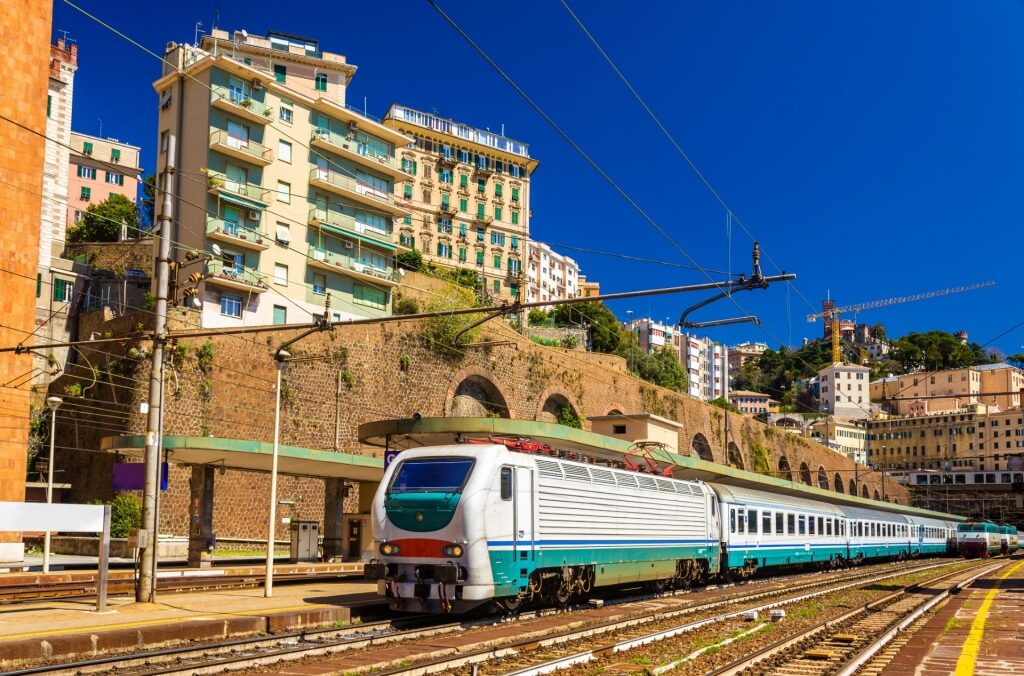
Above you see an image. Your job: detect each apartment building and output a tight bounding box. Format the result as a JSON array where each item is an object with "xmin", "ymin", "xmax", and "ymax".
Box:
[
  {"xmin": 524, "ymin": 242, "xmax": 579, "ymax": 304},
  {"xmin": 381, "ymin": 105, "xmax": 539, "ymax": 301},
  {"xmin": 578, "ymin": 275, "xmax": 599, "ymax": 298},
  {"xmin": 870, "ymin": 363, "xmax": 1023, "ymax": 416},
  {"xmin": 818, "ymin": 362, "xmax": 871, "ymax": 418},
  {"xmin": 865, "ymin": 405, "xmax": 1024, "ymax": 473},
  {"xmin": 67, "ymin": 132, "xmax": 143, "ymax": 233},
  {"xmin": 627, "ymin": 318, "xmax": 676, "ymax": 353},
  {"xmin": 681, "ymin": 333, "xmax": 728, "ymax": 402},
  {"xmin": 727, "ymin": 341, "xmax": 767, "ymax": 385},
  {"xmin": 154, "ymin": 29, "xmax": 411, "ymax": 327},
  {"xmin": 807, "ymin": 417, "xmax": 868, "ymax": 464},
  {"xmin": 728, "ymin": 390, "xmax": 778, "ymax": 415}
]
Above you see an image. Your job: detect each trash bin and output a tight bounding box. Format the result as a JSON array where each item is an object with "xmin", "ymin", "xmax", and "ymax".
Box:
[{"xmin": 289, "ymin": 520, "xmax": 319, "ymax": 563}]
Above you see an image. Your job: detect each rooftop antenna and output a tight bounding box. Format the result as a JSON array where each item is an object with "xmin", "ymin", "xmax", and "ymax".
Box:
[
  {"xmin": 194, "ymin": 21, "xmax": 205, "ymax": 47},
  {"xmin": 213, "ymin": 6, "xmax": 220, "ymax": 30},
  {"xmin": 97, "ymin": 118, "xmax": 103, "ymax": 138},
  {"xmin": 57, "ymin": 29, "xmax": 70, "ymax": 42}
]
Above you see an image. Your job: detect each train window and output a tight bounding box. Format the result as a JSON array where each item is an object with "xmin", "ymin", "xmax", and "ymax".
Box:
[
  {"xmin": 763, "ymin": 512, "xmax": 772, "ymax": 535},
  {"xmin": 818, "ymin": 516, "xmax": 824, "ymax": 534},
  {"xmin": 809, "ymin": 516, "xmax": 816, "ymax": 535},
  {"xmin": 749, "ymin": 509, "xmax": 758, "ymax": 534},
  {"xmin": 787, "ymin": 513, "xmax": 795, "ymax": 535},
  {"xmin": 827, "ymin": 519, "xmax": 833, "ymax": 536},
  {"xmin": 738, "ymin": 509, "xmax": 746, "ymax": 534},
  {"xmin": 776, "ymin": 512, "xmax": 784, "ymax": 535},
  {"xmin": 390, "ymin": 457, "xmax": 475, "ymax": 494},
  {"xmin": 730, "ymin": 508, "xmax": 736, "ymax": 534},
  {"xmin": 798, "ymin": 515, "xmax": 806, "ymax": 535},
  {"xmin": 500, "ymin": 467, "xmax": 513, "ymax": 501}
]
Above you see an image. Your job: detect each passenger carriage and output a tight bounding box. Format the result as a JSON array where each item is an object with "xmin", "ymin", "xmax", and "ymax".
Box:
[
  {"xmin": 906, "ymin": 515, "xmax": 958, "ymax": 557},
  {"xmin": 839, "ymin": 506, "xmax": 910, "ymax": 561},
  {"xmin": 957, "ymin": 521, "xmax": 1001, "ymax": 558}
]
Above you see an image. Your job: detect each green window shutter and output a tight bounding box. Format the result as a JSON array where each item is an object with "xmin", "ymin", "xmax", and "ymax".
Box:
[
  {"xmin": 493, "ymin": 279, "xmax": 500, "ymax": 293},
  {"xmin": 495, "ymin": 207, "xmax": 502, "ymax": 221},
  {"xmin": 81, "ymin": 186, "xmax": 90, "ymax": 200},
  {"xmin": 274, "ymin": 64, "xmax": 287, "ymax": 82},
  {"xmin": 412, "ymin": 161, "xmax": 418, "ymax": 175},
  {"xmin": 441, "ymin": 194, "xmax": 449, "ymax": 207},
  {"xmin": 511, "ymin": 236, "xmax": 519, "ymax": 249},
  {"xmin": 403, "ymin": 215, "xmax": 412, "ymax": 225},
  {"xmin": 459, "ymin": 222, "xmax": 467, "ymax": 236},
  {"xmin": 53, "ymin": 278, "xmax": 66, "ymax": 301},
  {"xmin": 460, "ymin": 174, "xmax": 468, "ymax": 188},
  {"xmin": 477, "ymin": 178, "xmax": 485, "ymax": 192},
  {"xmin": 512, "ymin": 187, "xmax": 519, "ymax": 201},
  {"xmin": 118, "ymin": 174, "xmax": 125, "ymax": 186},
  {"xmin": 476, "ymin": 203, "xmax": 484, "ymax": 217},
  {"xmin": 493, "ymin": 255, "xmax": 501, "ymax": 269},
  {"xmin": 76, "ymin": 165, "xmax": 83, "ymax": 178},
  {"xmin": 315, "ymin": 73, "xmax": 327, "ymax": 91},
  {"xmin": 104, "ymin": 171, "xmax": 110, "ymax": 183},
  {"xmin": 511, "ymin": 211, "xmax": 519, "ymax": 225},
  {"xmin": 111, "ymin": 148, "xmax": 121, "ymax": 161},
  {"xmin": 459, "ymin": 247, "xmax": 467, "ymax": 262},
  {"xmin": 495, "ymin": 184, "xmax": 502, "ymax": 197},
  {"xmin": 47, "ymin": 95, "xmax": 51, "ymax": 118},
  {"xmin": 476, "ymin": 251, "xmax": 484, "ymax": 265},
  {"xmin": 404, "ymin": 184, "xmax": 412, "ymax": 198},
  {"xmin": 459, "ymin": 198, "xmax": 467, "ymax": 212},
  {"xmin": 36, "ymin": 273, "xmax": 41, "ymax": 298},
  {"xmin": 83, "ymin": 142, "xmax": 93, "ymax": 155}
]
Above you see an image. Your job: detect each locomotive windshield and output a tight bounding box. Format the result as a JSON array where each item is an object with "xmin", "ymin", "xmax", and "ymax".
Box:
[{"xmin": 389, "ymin": 458, "xmax": 474, "ymax": 494}]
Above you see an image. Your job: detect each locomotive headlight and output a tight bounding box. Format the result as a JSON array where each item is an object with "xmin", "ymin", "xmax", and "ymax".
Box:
[
  {"xmin": 443, "ymin": 543, "xmax": 464, "ymax": 557},
  {"xmin": 379, "ymin": 542, "xmax": 400, "ymax": 556},
  {"xmin": 415, "ymin": 511, "xmax": 425, "ymax": 523}
]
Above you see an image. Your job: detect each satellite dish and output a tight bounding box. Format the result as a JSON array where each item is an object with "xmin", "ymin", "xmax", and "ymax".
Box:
[
  {"xmin": 192, "ymin": 296, "xmax": 202, "ymax": 309},
  {"xmin": 398, "ymin": 268, "xmax": 406, "ymax": 277},
  {"xmin": 210, "ymin": 243, "xmax": 222, "ymax": 257},
  {"xmin": 240, "ymin": 29, "xmax": 248, "ymax": 38}
]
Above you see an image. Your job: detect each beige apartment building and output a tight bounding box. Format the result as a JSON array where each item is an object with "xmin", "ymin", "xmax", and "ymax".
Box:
[
  {"xmin": 871, "ymin": 363, "xmax": 1023, "ymax": 416},
  {"xmin": 727, "ymin": 341, "xmax": 767, "ymax": 385},
  {"xmin": 819, "ymin": 362, "xmax": 871, "ymax": 418},
  {"xmin": 728, "ymin": 390, "xmax": 778, "ymax": 415},
  {"xmin": 381, "ymin": 105, "xmax": 539, "ymax": 300},
  {"xmin": 154, "ymin": 29, "xmax": 412, "ymax": 327},
  {"xmin": 525, "ymin": 242, "xmax": 579, "ymax": 304},
  {"xmin": 807, "ymin": 417, "xmax": 868, "ymax": 465},
  {"xmin": 67, "ymin": 132, "xmax": 143, "ymax": 233},
  {"xmin": 578, "ymin": 275, "xmax": 599, "ymax": 298}
]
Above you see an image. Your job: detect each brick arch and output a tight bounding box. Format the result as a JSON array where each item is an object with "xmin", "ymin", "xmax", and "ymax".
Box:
[
  {"xmin": 834, "ymin": 473, "xmax": 844, "ymax": 493},
  {"xmin": 873, "ymin": 489, "xmax": 880, "ymax": 501},
  {"xmin": 692, "ymin": 433, "xmax": 714, "ymax": 461},
  {"xmin": 799, "ymin": 462, "xmax": 812, "ymax": 486},
  {"xmin": 778, "ymin": 455, "xmax": 793, "ymax": 481},
  {"xmin": 446, "ymin": 365, "xmax": 510, "ymax": 418},
  {"xmin": 727, "ymin": 442, "xmax": 744, "ymax": 470},
  {"xmin": 536, "ymin": 387, "xmax": 581, "ymax": 425},
  {"xmin": 861, "ymin": 485, "xmax": 869, "ymax": 498},
  {"xmin": 817, "ymin": 466, "xmax": 828, "ymax": 490}
]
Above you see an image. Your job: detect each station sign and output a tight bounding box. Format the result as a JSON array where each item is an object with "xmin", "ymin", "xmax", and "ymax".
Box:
[{"xmin": 384, "ymin": 449, "xmax": 401, "ymax": 469}]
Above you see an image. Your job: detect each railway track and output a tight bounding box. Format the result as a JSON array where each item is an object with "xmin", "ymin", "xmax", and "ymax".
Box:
[
  {"xmin": 709, "ymin": 560, "xmax": 1001, "ymax": 676},
  {"xmin": 5, "ymin": 559, "xmax": 967, "ymax": 676}
]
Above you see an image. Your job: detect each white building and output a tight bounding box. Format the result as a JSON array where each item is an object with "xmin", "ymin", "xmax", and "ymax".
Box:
[
  {"xmin": 818, "ymin": 362, "xmax": 871, "ymax": 419},
  {"xmin": 525, "ymin": 241, "xmax": 579, "ymax": 304},
  {"xmin": 627, "ymin": 317, "xmax": 676, "ymax": 353},
  {"xmin": 681, "ymin": 332, "xmax": 728, "ymax": 402}
]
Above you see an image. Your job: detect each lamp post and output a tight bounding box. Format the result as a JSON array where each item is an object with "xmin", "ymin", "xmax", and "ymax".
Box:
[
  {"xmin": 265, "ymin": 350, "xmax": 290, "ymax": 597},
  {"xmin": 43, "ymin": 396, "xmax": 62, "ymax": 574}
]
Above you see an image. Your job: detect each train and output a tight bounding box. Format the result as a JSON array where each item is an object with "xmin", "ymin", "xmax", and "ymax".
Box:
[{"xmin": 365, "ymin": 442, "xmax": 1016, "ymax": 613}]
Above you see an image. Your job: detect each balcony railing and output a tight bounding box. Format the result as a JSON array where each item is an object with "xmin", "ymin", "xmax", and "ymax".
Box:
[
  {"xmin": 210, "ymin": 84, "xmax": 273, "ymax": 122},
  {"xmin": 308, "ymin": 208, "xmax": 392, "ymax": 243},
  {"xmin": 206, "ymin": 170, "xmax": 268, "ymax": 205},
  {"xmin": 209, "ymin": 129, "xmax": 273, "ymax": 165},
  {"xmin": 474, "ymin": 213, "xmax": 494, "ymax": 225},
  {"xmin": 206, "ymin": 259, "xmax": 269, "ymax": 289},
  {"xmin": 206, "ymin": 217, "xmax": 268, "ymax": 249},
  {"xmin": 308, "ymin": 168, "xmax": 398, "ymax": 208},
  {"xmin": 310, "ymin": 128, "xmax": 400, "ymax": 173},
  {"xmin": 307, "ymin": 245, "xmax": 399, "ymax": 283}
]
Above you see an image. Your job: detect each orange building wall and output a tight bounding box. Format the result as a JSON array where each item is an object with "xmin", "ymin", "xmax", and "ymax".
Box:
[{"xmin": 0, "ymin": 1, "xmax": 52, "ymax": 557}]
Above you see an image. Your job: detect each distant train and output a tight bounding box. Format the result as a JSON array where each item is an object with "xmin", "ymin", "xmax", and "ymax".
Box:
[{"xmin": 366, "ymin": 443, "xmax": 1007, "ymax": 613}]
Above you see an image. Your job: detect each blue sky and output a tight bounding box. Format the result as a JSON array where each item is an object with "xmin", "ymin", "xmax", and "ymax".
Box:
[{"xmin": 53, "ymin": 1, "xmax": 1024, "ymax": 355}]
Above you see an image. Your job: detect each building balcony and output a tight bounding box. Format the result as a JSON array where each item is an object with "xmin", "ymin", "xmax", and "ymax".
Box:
[
  {"xmin": 311, "ymin": 96, "xmax": 412, "ymax": 147},
  {"xmin": 307, "ymin": 246, "xmax": 400, "ymax": 287},
  {"xmin": 308, "ymin": 208, "xmax": 392, "ymax": 244},
  {"xmin": 437, "ymin": 153, "xmax": 458, "ymax": 168},
  {"xmin": 309, "ymin": 128, "xmax": 405, "ymax": 180},
  {"xmin": 209, "ymin": 129, "xmax": 273, "ymax": 166},
  {"xmin": 206, "ymin": 171, "xmax": 270, "ymax": 208},
  {"xmin": 439, "ymin": 202, "xmax": 458, "ymax": 216},
  {"xmin": 308, "ymin": 168, "xmax": 409, "ymax": 217},
  {"xmin": 206, "ymin": 217, "xmax": 269, "ymax": 251},
  {"xmin": 210, "ymin": 85, "xmax": 273, "ymax": 125},
  {"xmin": 205, "ymin": 260, "xmax": 269, "ymax": 293},
  {"xmin": 474, "ymin": 214, "xmax": 494, "ymax": 225},
  {"xmin": 473, "ymin": 164, "xmax": 494, "ymax": 177}
]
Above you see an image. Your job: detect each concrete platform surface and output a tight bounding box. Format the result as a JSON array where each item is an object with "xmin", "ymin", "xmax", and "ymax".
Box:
[
  {"xmin": 882, "ymin": 557, "xmax": 1024, "ymax": 676},
  {"xmin": 0, "ymin": 579, "xmax": 381, "ymax": 668}
]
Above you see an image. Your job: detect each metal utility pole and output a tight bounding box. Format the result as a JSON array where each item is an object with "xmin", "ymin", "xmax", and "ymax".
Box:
[{"xmin": 139, "ymin": 135, "xmax": 175, "ymax": 603}]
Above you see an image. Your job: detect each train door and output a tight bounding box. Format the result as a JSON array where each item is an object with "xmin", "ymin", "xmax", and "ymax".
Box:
[
  {"xmin": 707, "ymin": 493, "xmax": 721, "ymax": 573},
  {"xmin": 918, "ymin": 524, "xmax": 924, "ymax": 554},
  {"xmin": 512, "ymin": 466, "xmax": 535, "ymax": 576}
]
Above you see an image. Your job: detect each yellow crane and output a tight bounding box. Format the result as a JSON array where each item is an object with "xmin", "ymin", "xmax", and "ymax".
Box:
[{"xmin": 806, "ymin": 281, "xmax": 996, "ymax": 364}]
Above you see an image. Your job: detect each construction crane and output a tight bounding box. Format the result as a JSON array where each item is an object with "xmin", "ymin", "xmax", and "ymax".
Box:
[{"xmin": 806, "ymin": 281, "xmax": 996, "ymax": 364}]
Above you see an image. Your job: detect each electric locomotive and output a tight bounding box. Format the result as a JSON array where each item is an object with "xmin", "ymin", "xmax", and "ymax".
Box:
[{"xmin": 957, "ymin": 521, "xmax": 1001, "ymax": 558}]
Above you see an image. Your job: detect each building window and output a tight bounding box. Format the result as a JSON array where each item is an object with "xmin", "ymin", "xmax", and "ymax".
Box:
[
  {"xmin": 399, "ymin": 233, "xmax": 414, "ymax": 248},
  {"xmin": 105, "ymin": 171, "xmax": 124, "ymax": 185},
  {"xmin": 493, "ymin": 254, "xmax": 501, "ymax": 269},
  {"xmin": 313, "ymin": 272, "xmax": 326, "ymax": 295},
  {"xmin": 495, "ymin": 183, "xmax": 503, "ymax": 197},
  {"xmin": 490, "ymin": 231, "xmax": 506, "ymax": 245},
  {"xmin": 220, "ymin": 293, "xmax": 242, "ymax": 318},
  {"xmin": 279, "ymin": 102, "xmax": 293, "ymax": 123},
  {"xmin": 278, "ymin": 140, "xmax": 292, "ymax": 163},
  {"xmin": 273, "ymin": 305, "xmax": 287, "ymax": 325},
  {"xmin": 47, "ymin": 95, "xmax": 51, "ymax": 118},
  {"xmin": 459, "ymin": 222, "xmax": 467, "ymax": 237},
  {"xmin": 437, "ymin": 242, "xmax": 452, "ymax": 258},
  {"xmin": 476, "ymin": 227, "xmax": 485, "ymax": 242},
  {"xmin": 403, "ymin": 184, "xmax": 413, "ymax": 199},
  {"xmin": 512, "ymin": 187, "xmax": 520, "ymax": 201},
  {"xmin": 160, "ymin": 130, "xmax": 169, "ymax": 153},
  {"xmin": 353, "ymin": 284, "xmax": 387, "ymax": 310},
  {"xmin": 111, "ymin": 148, "xmax": 121, "ymax": 163},
  {"xmin": 274, "ymin": 263, "xmax": 288, "ymax": 286},
  {"xmin": 74, "ymin": 210, "xmax": 83, "ymax": 222},
  {"xmin": 476, "ymin": 250, "xmax": 484, "ymax": 265},
  {"xmin": 459, "ymin": 174, "xmax": 468, "ymax": 188},
  {"xmin": 458, "ymin": 247, "xmax": 467, "ymax": 262},
  {"xmin": 493, "ymin": 279, "xmax": 501, "ymax": 293},
  {"xmin": 315, "ymin": 73, "xmax": 327, "ymax": 91},
  {"xmin": 80, "ymin": 186, "xmax": 91, "ymax": 201},
  {"xmin": 439, "ymin": 168, "xmax": 453, "ymax": 184},
  {"xmin": 476, "ymin": 203, "xmax": 485, "ymax": 218},
  {"xmin": 437, "ymin": 218, "xmax": 452, "ymax": 234},
  {"xmin": 83, "ymin": 141, "xmax": 93, "ymax": 156},
  {"xmin": 494, "ymin": 207, "xmax": 502, "ymax": 221},
  {"xmin": 77, "ymin": 165, "xmax": 96, "ymax": 180},
  {"xmin": 274, "ymin": 64, "xmax": 287, "ymax": 83},
  {"xmin": 511, "ymin": 211, "xmax": 519, "ymax": 225},
  {"xmin": 277, "ymin": 181, "xmax": 291, "ymax": 203},
  {"xmin": 53, "ymin": 278, "xmax": 73, "ymax": 302},
  {"xmin": 459, "ymin": 198, "xmax": 467, "ymax": 212},
  {"xmin": 401, "ymin": 159, "xmax": 417, "ymax": 175}
]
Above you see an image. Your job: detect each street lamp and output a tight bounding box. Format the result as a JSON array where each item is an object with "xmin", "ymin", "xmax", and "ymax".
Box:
[
  {"xmin": 265, "ymin": 350, "xmax": 290, "ymax": 597},
  {"xmin": 43, "ymin": 396, "xmax": 62, "ymax": 574}
]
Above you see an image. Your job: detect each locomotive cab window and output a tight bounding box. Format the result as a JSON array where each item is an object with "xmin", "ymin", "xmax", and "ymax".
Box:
[
  {"xmin": 389, "ymin": 457, "xmax": 475, "ymax": 494},
  {"xmin": 500, "ymin": 467, "xmax": 513, "ymax": 500}
]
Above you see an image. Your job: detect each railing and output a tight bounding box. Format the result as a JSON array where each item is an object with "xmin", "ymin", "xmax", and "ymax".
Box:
[
  {"xmin": 385, "ymin": 104, "xmax": 531, "ymax": 158},
  {"xmin": 308, "ymin": 208, "xmax": 391, "ymax": 243},
  {"xmin": 207, "ymin": 259, "xmax": 269, "ymax": 288},
  {"xmin": 209, "ymin": 129, "xmax": 272, "ymax": 162},
  {"xmin": 310, "ymin": 129, "xmax": 399, "ymax": 171},
  {"xmin": 206, "ymin": 170, "xmax": 267, "ymax": 203},
  {"xmin": 307, "ymin": 245, "xmax": 399, "ymax": 282},
  {"xmin": 210, "ymin": 84, "xmax": 273, "ymax": 118},
  {"xmin": 206, "ymin": 217, "xmax": 266, "ymax": 243},
  {"xmin": 308, "ymin": 169, "xmax": 396, "ymax": 207}
]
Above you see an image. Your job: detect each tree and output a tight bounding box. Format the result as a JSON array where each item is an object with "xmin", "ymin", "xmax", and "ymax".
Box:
[
  {"xmin": 140, "ymin": 174, "xmax": 156, "ymax": 231},
  {"xmin": 528, "ymin": 308, "xmax": 550, "ymax": 326},
  {"xmin": 1008, "ymin": 353, "xmax": 1024, "ymax": 369},
  {"xmin": 396, "ymin": 249, "xmax": 423, "ymax": 271},
  {"xmin": 872, "ymin": 323, "xmax": 887, "ymax": 342},
  {"xmin": 67, "ymin": 194, "xmax": 139, "ymax": 242},
  {"xmin": 553, "ymin": 301, "xmax": 623, "ymax": 354}
]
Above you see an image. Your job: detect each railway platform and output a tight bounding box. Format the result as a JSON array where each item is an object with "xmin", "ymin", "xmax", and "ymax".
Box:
[
  {"xmin": 0, "ymin": 567, "xmax": 380, "ymax": 669},
  {"xmin": 880, "ymin": 557, "xmax": 1024, "ymax": 675}
]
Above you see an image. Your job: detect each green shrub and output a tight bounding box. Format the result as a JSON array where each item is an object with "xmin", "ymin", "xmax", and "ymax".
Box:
[
  {"xmin": 92, "ymin": 493, "xmax": 142, "ymax": 538},
  {"xmin": 393, "ymin": 296, "xmax": 420, "ymax": 315},
  {"xmin": 557, "ymin": 406, "xmax": 583, "ymax": 429}
]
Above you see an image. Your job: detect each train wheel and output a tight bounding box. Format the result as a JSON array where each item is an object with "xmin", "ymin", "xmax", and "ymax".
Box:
[
  {"xmin": 497, "ymin": 596, "xmax": 523, "ymax": 613},
  {"xmin": 553, "ymin": 585, "xmax": 571, "ymax": 608}
]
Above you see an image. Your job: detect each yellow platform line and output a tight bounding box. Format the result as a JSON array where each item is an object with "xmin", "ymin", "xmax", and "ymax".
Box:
[
  {"xmin": 953, "ymin": 559, "xmax": 1024, "ymax": 676},
  {"xmin": 0, "ymin": 602, "xmax": 334, "ymax": 641}
]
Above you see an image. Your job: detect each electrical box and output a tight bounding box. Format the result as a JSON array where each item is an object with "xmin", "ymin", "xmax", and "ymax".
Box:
[
  {"xmin": 289, "ymin": 520, "xmax": 319, "ymax": 563},
  {"xmin": 128, "ymin": 529, "xmax": 148, "ymax": 549}
]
